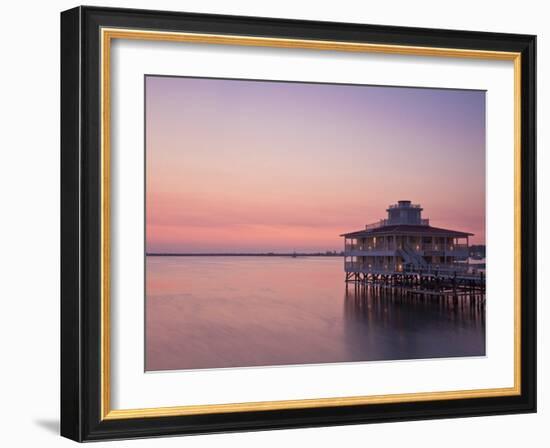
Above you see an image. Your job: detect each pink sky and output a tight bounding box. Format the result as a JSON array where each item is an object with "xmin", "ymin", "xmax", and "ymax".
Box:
[{"xmin": 146, "ymin": 76, "xmax": 486, "ymax": 253}]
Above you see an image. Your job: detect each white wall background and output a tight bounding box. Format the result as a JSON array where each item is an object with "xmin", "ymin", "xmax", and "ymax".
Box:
[{"xmin": 0, "ymin": 0, "xmax": 546, "ymax": 446}]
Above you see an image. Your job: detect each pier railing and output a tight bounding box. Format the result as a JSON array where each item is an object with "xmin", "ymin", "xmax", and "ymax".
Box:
[
  {"xmin": 403, "ymin": 263, "xmax": 482, "ymax": 276},
  {"xmin": 345, "ymin": 243, "xmax": 468, "ymax": 253},
  {"xmin": 345, "ymin": 262, "xmax": 398, "ymax": 273},
  {"xmin": 345, "ymin": 261, "xmax": 483, "ymax": 277}
]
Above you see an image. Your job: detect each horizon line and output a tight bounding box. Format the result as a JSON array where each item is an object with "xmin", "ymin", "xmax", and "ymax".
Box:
[{"xmin": 146, "ymin": 252, "xmax": 344, "ymax": 257}]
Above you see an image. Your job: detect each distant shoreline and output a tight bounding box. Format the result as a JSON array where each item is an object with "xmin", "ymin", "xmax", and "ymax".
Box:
[{"xmin": 146, "ymin": 253, "xmax": 344, "ymax": 257}]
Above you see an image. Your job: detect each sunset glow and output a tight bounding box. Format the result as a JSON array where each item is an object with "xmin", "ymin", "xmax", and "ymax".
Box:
[{"xmin": 145, "ymin": 76, "xmax": 486, "ymax": 253}]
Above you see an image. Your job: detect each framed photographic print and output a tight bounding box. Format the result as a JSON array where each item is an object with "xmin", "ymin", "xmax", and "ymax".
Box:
[{"xmin": 60, "ymin": 6, "xmax": 536, "ymax": 442}]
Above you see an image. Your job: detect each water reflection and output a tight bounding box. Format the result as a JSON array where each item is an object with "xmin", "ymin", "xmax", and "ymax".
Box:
[
  {"xmin": 146, "ymin": 256, "xmax": 485, "ymax": 371},
  {"xmin": 343, "ymin": 285, "xmax": 485, "ymax": 361}
]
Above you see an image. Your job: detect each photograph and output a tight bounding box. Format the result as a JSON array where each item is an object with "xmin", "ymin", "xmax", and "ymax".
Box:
[
  {"xmin": 56, "ymin": 4, "xmax": 538, "ymax": 443},
  {"xmin": 144, "ymin": 75, "xmax": 487, "ymax": 372}
]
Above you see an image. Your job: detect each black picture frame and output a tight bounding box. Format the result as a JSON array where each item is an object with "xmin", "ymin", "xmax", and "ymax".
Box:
[{"xmin": 61, "ymin": 5, "xmax": 536, "ymax": 442}]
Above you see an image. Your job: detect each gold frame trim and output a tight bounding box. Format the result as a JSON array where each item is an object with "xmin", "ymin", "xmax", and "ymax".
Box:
[{"xmin": 100, "ymin": 28, "xmax": 522, "ymax": 421}]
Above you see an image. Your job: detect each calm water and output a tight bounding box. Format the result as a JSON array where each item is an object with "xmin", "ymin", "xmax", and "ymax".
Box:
[{"xmin": 146, "ymin": 256, "xmax": 485, "ymax": 371}]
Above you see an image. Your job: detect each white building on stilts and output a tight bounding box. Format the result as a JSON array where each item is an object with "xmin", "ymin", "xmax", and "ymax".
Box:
[{"xmin": 341, "ymin": 200, "xmax": 473, "ymax": 280}]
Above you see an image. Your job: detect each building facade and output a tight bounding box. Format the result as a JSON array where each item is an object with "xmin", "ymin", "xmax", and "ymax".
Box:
[{"xmin": 341, "ymin": 200, "xmax": 472, "ymax": 276}]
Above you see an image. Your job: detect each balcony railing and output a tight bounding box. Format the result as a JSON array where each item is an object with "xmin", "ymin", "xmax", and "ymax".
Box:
[
  {"xmin": 388, "ymin": 203, "xmax": 422, "ymax": 209},
  {"xmin": 345, "ymin": 244, "xmax": 394, "ymax": 252},
  {"xmin": 403, "ymin": 263, "xmax": 483, "ymax": 276},
  {"xmin": 423, "ymin": 244, "xmax": 468, "ymax": 252},
  {"xmin": 345, "ymin": 243, "xmax": 467, "ymax": 253},
  {"xmin": 345, "ymin": 261, "xmax": 400, "ymax": 273},
  {"xmin": 363, "ymin": 217, "xmax": 430, "ymax": 230},
  {"xmin": 365, "ymin": 219, "xmax": 388, "ymax": 230},
  {"xmin": 345, "ymin": 261, "xmax": 483, "ymax": 276}
]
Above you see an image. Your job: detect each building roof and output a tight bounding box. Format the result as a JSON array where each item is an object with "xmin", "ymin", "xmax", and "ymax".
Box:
[{"xmin": 340, "ymin": 224, "xmax": 473, "ymax": 238}]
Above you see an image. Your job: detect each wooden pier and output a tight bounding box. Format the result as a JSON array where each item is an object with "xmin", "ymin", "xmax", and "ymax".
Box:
[
  {"xmin": 340, "ymin": 200, "xmax": 485, "ymax": 305},
  {"xmin": 345, "ymin": 269, "xmax": 485, "ymax": 305},
  {"xmin": 344, "ymin": 282, "xmax": 486, "ymax": 321}
]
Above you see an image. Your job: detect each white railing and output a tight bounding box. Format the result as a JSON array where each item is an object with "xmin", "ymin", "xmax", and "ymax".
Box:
[
  {"xmin": 346, "ymin": 244, "xmax": 465, "ymax": 253},
  {"xmin": 345, "ymin": 262, "xmax": 399, "ymax": 273},
  {"xmin": 362, "ymin": 217, "xmax": 430, "ymax": 230},
  {"xmin": 345, "ymin": 244, "xmax": 394, "ymax": 252},
  {"xmin": 365, "ymin": 219, "xmax": 388, "ymax": 230},
  {"xmin": 403, "ymin": 263, "xmax": 482, "ymax": 276},
  {"xmin": 388, "ymin": 203, "xmax": 422, "ymax": 209},
  {"xmin": 344, "ymin": 261, "xmax": 483, "ymax": 277},
  {"xmin": 417, "ymin": 244, "xmax": 468, "ymax": 252}
]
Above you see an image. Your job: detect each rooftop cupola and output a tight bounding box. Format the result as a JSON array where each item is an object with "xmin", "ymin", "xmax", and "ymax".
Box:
[{"xmin": 386, "ymin": 200, "xmax": 424, "ymax": 225}]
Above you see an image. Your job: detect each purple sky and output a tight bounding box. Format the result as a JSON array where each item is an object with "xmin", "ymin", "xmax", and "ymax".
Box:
[{"xmin": 146, "ymin": 76, "xmax": 486, "ymax": 253}]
